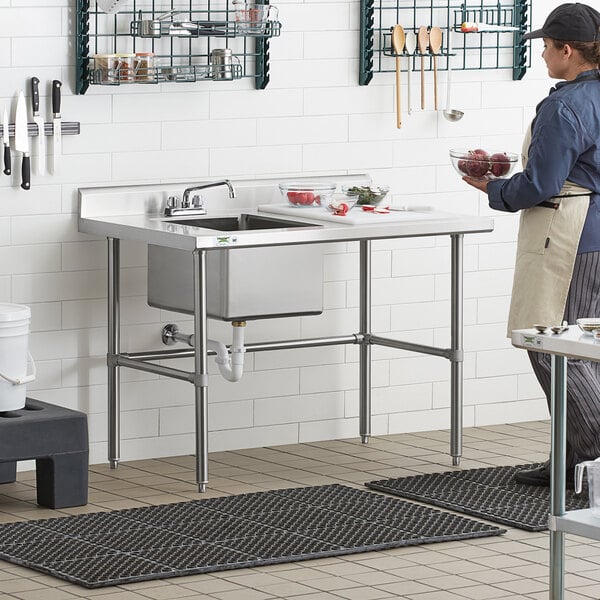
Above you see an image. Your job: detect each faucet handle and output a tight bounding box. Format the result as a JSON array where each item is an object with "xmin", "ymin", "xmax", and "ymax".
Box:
[
  {"xmin": 166, "ymin": 196, "xmax": 178, "ymax": 209},
  {"xmin": 191, "ymin": 195, "xmax": 204, "ymax": 209}
]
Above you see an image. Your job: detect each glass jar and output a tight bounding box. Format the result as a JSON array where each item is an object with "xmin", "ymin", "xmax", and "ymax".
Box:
[
  {"xmin": 134, "ymin": 52, "xmax": 155, "ymax": 81},
  {"xmin": 92, "ymin": 54, "xmax": 116, "ymax": 83},
  {"xmin": 114, "ymin": 53, "xmax": 135, "ymax": 82}
]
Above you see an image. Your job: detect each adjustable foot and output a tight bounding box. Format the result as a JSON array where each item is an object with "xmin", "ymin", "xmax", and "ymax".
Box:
[
  {"xmin": 198, "ymin": 483, "xmax": 207, "ymax": 493},
  {"xmin": 452, "ymin": 456, "xmax": 460, "ymax": 466},
  {"xmin": 361, "ymin": 435, "xmax": 369, "ymax": 444},
  {"xmin": 109, "ymin": 459, "xmax": 119, "ymax": 469}
]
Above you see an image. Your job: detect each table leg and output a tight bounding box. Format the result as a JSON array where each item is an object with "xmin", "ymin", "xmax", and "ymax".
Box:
[
  {"xmin": 359, "ymin": 240, "xmax": 371, "ymax": 444},
  {"xmin": 107, "ymin": 237, "xmax": 120, "ymax": 469},
  {"xmin": 193, "ymin": 249, "xmax": 209, "ymax": 492},
  {"xmin": 550, "ymin": 353, "xmax": 567, "ymax": 600},
  {"xmin": 550, "ymin": 354, "xmax": 567, "ymax": 600},
  {"xmin": 450, "ymin": 234, "xmax": 463, "ymax": 466}
]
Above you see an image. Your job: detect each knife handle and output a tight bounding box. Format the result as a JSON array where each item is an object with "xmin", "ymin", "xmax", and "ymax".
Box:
[
  {"xmin": 31, "ymin": 77, "xmax": 40, "ymax": 114},
  {"xmin": 3, "ymin": 145, "xmax": 10, "ymax": 176},
  {"xmin": 52, "ymin": 80, "xmax": 62, "ymax": 116},
  {"xmin": 21, "ymin": 155, "xmax": 30, "ymax": 190}
]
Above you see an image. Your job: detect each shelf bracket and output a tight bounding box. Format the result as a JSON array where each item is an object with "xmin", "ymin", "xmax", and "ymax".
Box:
[
  {"xmin": 359, "ymin": 0, "xmax": 374, "ymax": 85},
  {"xmin": 76, "ymin": 0, "xmax": 91, "ymax": 95},
  {"xmin": 513, "ymin": 0, "xmax": 529, "ymax": 80}
]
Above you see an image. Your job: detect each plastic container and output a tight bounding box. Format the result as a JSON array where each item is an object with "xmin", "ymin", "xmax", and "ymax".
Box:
[
  {"xmin": 134, "ymin": 52, "xmax": 155, "ymax": 81},
  {"xmin": 92, "ymin": 54, "xmax": 117, "ymax": 83},
  {"xmin": 279, "ymin": 181, "xmax": 336, "ymax": 207},
  {"xmin": 115, "ymin": 53, "xmax": 135, "ymax": 82},
  {"xmin": 0, "ymin": 303, "xmax": 35, "ymax": 411},
  {"xmin": 450, "ymin": 148, "xmax": 518, "ymax": 180},
  {"xmin": 575, "ymin": 459, "xmax": 600, "ymax": 516}
]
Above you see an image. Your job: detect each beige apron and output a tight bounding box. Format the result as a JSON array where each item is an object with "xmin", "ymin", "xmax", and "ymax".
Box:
[{"xmin": 506, "ymin": 124, "xmax": 592, "ymax": 336}]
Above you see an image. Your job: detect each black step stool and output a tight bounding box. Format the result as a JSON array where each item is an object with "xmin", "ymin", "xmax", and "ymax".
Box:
[{"xmin": 0, "ymin": 398, "xmax": 88, "ymax": 509}]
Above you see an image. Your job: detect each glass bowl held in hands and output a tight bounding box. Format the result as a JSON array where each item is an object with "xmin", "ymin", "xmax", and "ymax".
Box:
[
  {"xmin": 449, "ymin": 149, "xmax": 519, "ymax": 181},
  {"xmin": 341, "ymin": 185, "xmax": 390, "ymax": 206},
  {"xmin": 278, "ymin": 181, "xmax": 336, "ymax": 207}
]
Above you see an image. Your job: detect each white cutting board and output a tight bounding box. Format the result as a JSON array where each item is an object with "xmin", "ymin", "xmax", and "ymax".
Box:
[{"xmin": 258, "ymin": 204, "xmax": 434, "ymax": 225}]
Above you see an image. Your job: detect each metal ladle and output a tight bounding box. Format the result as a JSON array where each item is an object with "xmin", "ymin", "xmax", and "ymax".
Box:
[{"xmin": 443, "ymin": 31, "xmax": 464, "ymax": 122}]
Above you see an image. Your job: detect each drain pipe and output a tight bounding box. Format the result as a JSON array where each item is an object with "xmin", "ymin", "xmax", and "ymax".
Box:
[
  {"xmin": 161, "ymin": 322, "xmax": 246, "ymax": 382},
  {"xmin": 208, "ymin": 321, "xmax": 246, "ymax": 382}
]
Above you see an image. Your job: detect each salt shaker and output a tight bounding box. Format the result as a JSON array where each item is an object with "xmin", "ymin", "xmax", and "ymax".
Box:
[{"xmin": 210, "ymin": 48, "xmax": 234, "ymax": 81}]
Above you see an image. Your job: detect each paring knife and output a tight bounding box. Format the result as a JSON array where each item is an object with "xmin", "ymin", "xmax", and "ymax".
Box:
[
  {"xmin": 2, "ymin": 108, "xmax": 10, "ymax": 175},
  {"xmin": 30, "ymin": 77, "xmax": 45, "ymax": 175},
  {"xmin": 51, "ymin": 80, "xmax": 61, "ymax": 174},
  {"xmin": 15, "ymin": 91, "xmax": 30, "ymax": 190}
]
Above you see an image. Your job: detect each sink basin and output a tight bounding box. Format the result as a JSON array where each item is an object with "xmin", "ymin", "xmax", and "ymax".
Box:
[
  {"xmin": 166, "ymin": 213, "xmax": 317, "ymax": 231},
  {"xmin": 148, "ymin": 213, "xmax": 324, "ymax": 321}
]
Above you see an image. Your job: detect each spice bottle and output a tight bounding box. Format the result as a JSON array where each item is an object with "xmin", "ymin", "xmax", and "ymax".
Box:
[
  {"xmin": 210, "ymin": 48, "xmax": 234, "ymax": 81},
  {"xmin": 134, "ymin": 52, "xmax": 155, "ymax": 81}
]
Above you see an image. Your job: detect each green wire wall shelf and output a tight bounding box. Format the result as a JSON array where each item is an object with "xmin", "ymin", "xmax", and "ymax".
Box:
[
  {"xmin": 76, "ymin": 0, "xmax": 279, "ymax": 94},
  {"xmin": 359, "ymin": 0, "xmax": 531, "ymax": 86}
]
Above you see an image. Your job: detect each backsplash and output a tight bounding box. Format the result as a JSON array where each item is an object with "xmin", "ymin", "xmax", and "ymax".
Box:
[{"xmin": 0, "ymin": 0, "xmax": 560, "ymax": 466}]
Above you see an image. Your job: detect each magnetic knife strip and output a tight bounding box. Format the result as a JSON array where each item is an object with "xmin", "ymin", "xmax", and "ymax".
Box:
[{"xmin": 0, "ymin": 122, "xmax": 80, "ymax": 137}]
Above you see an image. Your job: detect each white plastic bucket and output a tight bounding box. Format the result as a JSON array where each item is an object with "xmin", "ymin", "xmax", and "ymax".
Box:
[{"xmin": 0, "ymin": 303, "xmax": 35, "ymax": 411}]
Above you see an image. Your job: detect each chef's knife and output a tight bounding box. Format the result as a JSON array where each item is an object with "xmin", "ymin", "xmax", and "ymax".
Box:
[
  {"xmin": 51, "ymin": 80, "xmax": 61, "ymax": 173},
  {"xmin": 30, "ymin": 77, "xmax": 45, "ymax": 175},
  {"xmin": 15, "ymin": 92, "xmax": 30, "ymax": 190},
  {"xmin": 2, "ymin": 108, "xmax": 10, "ymax": 176}
]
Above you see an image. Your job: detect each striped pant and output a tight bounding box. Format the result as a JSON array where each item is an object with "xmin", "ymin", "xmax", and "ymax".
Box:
[{"xmin": 528, "ymin": 251, "xmax": 600, "ymax": 467}]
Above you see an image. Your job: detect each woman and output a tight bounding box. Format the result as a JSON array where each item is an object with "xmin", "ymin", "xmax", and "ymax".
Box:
[{"xmin": 463, "ymin": 2, "xmax": 600, "ymax": 487}]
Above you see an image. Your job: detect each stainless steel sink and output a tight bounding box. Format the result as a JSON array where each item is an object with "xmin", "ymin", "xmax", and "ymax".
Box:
[
  {"xmin": 165, "ymin": 213, "xmax": 317, "ymax": 231},
  {"xmin": 148, "ymin": 213, "xmax": 325, "ymax": 321}
]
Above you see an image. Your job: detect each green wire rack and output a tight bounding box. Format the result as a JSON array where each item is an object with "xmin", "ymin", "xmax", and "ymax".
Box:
[
  {"xmin": 359, "ymin": 0, "xmax": 531, "ymax": 86},
  {"xmin": 75, "ymin": 0, "xmax": 279, "ymax": 94}
]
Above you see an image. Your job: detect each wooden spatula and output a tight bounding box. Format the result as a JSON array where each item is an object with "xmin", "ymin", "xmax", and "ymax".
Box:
[
  {"xmin": 391, "ymin": 25, "xmax": 406, "ymax": 128},
  {"xmin": 429, "ymin": 26, "xmax": 443, "ymax": 110},
  {"xmin": 417, "ymin": 26, "xmax": 429, "ymax": 110}
]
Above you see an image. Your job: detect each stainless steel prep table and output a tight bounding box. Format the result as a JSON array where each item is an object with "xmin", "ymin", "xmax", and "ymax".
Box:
[
  {"xmin": 512, "ymin": 326, "xmax": 600, "ymax": 600},
  {"xmin": 79, "ymin": 177, "xmax": 494, "ymax": 492}
]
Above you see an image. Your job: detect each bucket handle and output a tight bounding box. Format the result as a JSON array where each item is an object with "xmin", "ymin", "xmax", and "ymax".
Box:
[{"xmin": 0, "ymin": 352, "xmax": 36, "ymax": 386}]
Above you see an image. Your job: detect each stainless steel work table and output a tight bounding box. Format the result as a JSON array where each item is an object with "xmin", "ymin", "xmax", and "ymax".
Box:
[
  {"xmin": 512, "ymin": 326, "xmax": 600, "ymax": 600},
  {"xmin": 79, "ymin": 177, "xmax": 494, "ymax": 492}
]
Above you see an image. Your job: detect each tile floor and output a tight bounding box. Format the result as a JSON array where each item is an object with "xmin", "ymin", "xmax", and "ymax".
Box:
[{"xmin": 0, "ymin": 420, "xmax": 599, "ymax": 600}]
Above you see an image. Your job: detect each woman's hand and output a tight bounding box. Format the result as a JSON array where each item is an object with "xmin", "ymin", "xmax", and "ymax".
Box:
[{"xmin": 462, "ymin": 176, "xmax": 489, "ymax": 194}]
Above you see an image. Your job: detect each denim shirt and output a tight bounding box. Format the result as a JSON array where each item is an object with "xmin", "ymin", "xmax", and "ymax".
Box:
[{"xmin": 487, "ymin": 69, "xmax": 600, "ymax": 253}]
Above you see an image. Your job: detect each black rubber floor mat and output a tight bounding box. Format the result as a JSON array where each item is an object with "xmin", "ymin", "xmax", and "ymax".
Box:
[
  {"xmin": 366, "ymin": 464, "xmax": 590, "ymax": 531},
  {"xmin": 0, "ymin": 483, "xmax": 504, "ymax": 588}
]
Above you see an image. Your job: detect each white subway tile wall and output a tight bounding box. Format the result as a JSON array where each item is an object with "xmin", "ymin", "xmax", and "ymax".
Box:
[{"xmin": 0, "ymin": 0, "xmax": 560, "ymax": 467}]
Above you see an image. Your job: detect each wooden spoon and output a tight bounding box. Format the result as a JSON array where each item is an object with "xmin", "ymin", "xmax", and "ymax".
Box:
[
  {"xmin": 417, "ymin": 26, "xmax": 429, "ymax": 110},
  {"xmin": 404, "ymin": 30, "xmax": 416, "ymax": 114},
  {"xmin": 429, "ymin": 26, "xmax": 443, "ymax": 110},
  {"xmin": 391, "ymin": 25, "xmax": 406, "ymax": 129}
]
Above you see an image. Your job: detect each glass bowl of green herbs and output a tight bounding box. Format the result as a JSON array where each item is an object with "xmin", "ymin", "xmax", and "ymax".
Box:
[{"xmin": 341, "ymin": 184, "xmax": 389, "ymax": 206}]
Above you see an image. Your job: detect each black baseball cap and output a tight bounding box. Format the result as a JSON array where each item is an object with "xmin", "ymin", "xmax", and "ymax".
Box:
[{"xmin": 523, "ymin": 2, "xmax": 600, "ymax": 42}]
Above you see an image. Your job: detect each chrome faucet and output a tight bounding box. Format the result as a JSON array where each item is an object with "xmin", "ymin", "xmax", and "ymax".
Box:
[
  {"xmin": 164, "ymin": 179, "xmax": 236, "ymax": 217},
  {"xmin": 183, "ymin": 179, "xmax": 235, "ymax": 205}
]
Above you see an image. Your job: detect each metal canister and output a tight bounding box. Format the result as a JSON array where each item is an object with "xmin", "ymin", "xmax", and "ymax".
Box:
[{"xmin": 210, "ymin": 48, "xmax": 234, "ymax": 81}]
